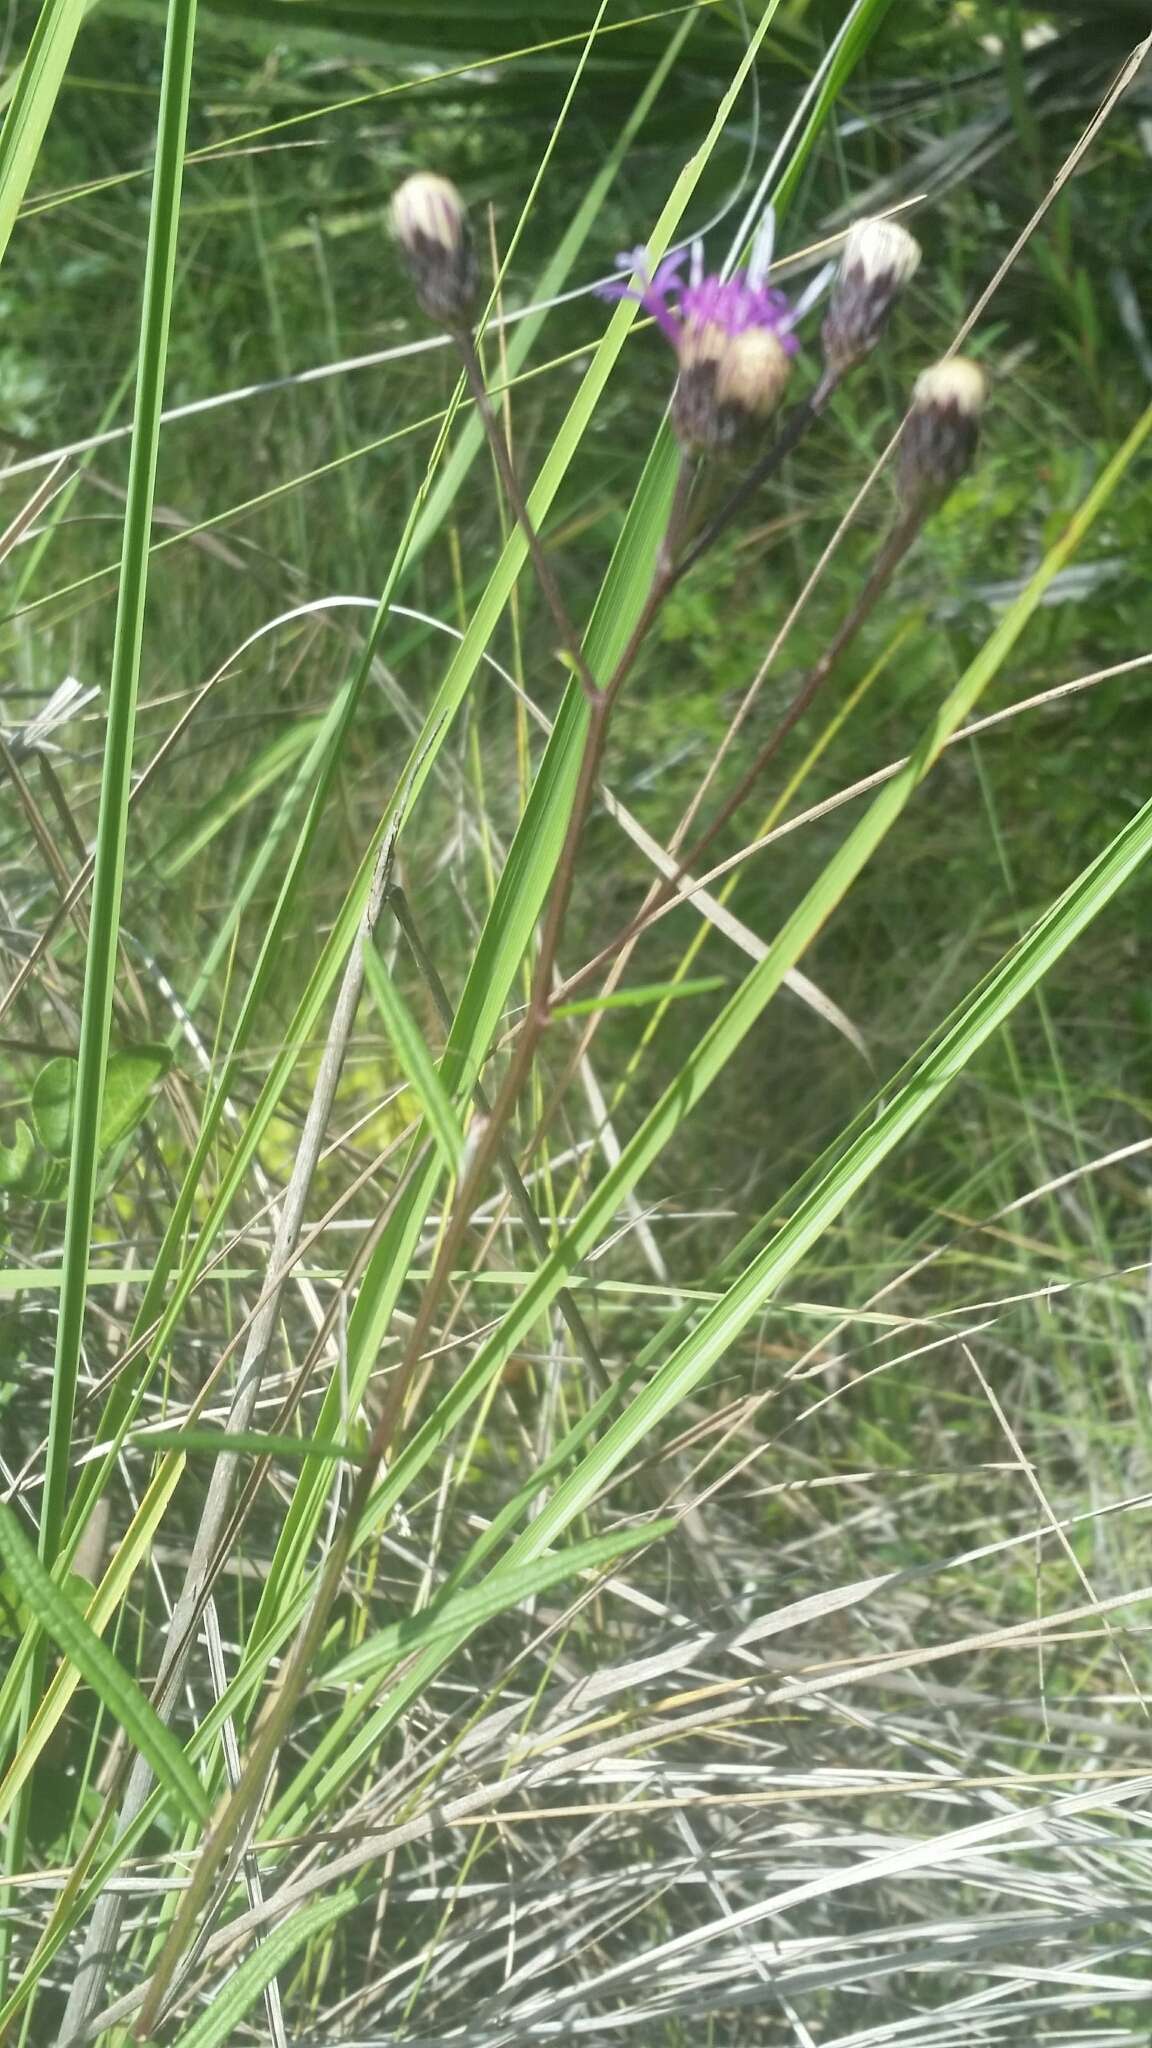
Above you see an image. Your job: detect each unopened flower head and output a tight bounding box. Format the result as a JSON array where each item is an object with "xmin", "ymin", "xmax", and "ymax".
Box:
[
  {"xmin": 390, "ymin": 172, "xmax": 475, "ymax": 329},
  {"xmin": 600, "ymin": 212, "xmax": 825, "ymax": 452},
  {"xmin": 822, "ymin": 217, "xmax": 922, "ymax": 376},
  {"xmin": 899, "ymin": 356, "xmax": 988, "ymax": 507}
]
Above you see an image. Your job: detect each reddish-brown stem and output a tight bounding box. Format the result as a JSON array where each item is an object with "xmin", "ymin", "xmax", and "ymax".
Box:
[
  {"xmin": 454, "ymin": 327, "xmax": 603, "ymax": 707},
  {"xmin": 668, "ymin": 367, "xmax": 839, "ymax": 589},
  {"xmin": 555, "ymin": 503, "xmax": 925, "ymax": 1007}
]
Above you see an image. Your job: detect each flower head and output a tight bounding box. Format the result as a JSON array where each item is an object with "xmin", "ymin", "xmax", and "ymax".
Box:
[
  {"xmin": 600, "ymin": 213, "xmax": 817, "ymax": 451},
  {"xmin": 899, "ymin": 356, "xmax": 988, "ymax": 507},
  {"xmin": 390, "ymin": 172, "xmax": 475, "ymax": 329},
  {"xmin": 822, "ymin": 217, "xmax": 922, "ymax": 376}
]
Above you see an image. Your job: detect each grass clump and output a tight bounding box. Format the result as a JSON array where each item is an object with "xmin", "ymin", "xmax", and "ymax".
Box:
[{"xmin": 2, "ymin": 3, "xmax": 1152, "ymax": 2043}]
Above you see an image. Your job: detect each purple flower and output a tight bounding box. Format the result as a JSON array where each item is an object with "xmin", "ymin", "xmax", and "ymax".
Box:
[
  {"xmin": 600, "ymin": 213, "xmax": 832, "ymax": 450},
  {"xmin": 600, "ymin": 213, "xmax": 813, "ymax": 356}
]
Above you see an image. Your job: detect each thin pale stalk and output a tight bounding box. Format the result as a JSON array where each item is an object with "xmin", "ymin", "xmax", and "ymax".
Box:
[{"xmin": 57, "ymin": 834, "xmax": 396, "ymax": 2046}]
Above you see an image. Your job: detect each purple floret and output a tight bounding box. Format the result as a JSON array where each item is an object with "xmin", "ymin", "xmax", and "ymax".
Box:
[
  {"xmin": 599, "ymin": 243, "xmax": 799, "ymax": 354},
  {"xmin": 680, "ymin": 274, "xmax": 799, "ymax": 355}
]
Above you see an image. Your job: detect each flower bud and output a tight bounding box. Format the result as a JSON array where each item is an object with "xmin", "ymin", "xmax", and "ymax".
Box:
[
  {"xmin": 899, "ymin": 356, "xmax": 987, "ymax": 508},
  {"xmin": 390, "ymin": 172, "xmax": 475, "ymax": 329},
  {"xmin": 672, "ymin": 318, "xmax": 728, "ymax": 450},
  {"xmin": 673, "ymin": 320, "xmax": 792, "ymax": 453},
  {"xmin": 822, "ymin": 218, "xmax": 922, "ymax": 376},
  {"xmin": 716, "ymin": 328, "xmax": 792, "ymax": 428}
]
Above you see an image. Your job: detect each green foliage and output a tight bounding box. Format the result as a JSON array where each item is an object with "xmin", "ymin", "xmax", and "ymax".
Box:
[
  {"xmin": 3, "ymin": 0, "xmax": 1152, "ymax": 2041},
  {"xmin": 0, "ymin": 1504, "xmax": 209, "ymax": 1827},
  {"xmin": 0, "ymin": 1044, "xmax": 172, "ymax": 1202}
]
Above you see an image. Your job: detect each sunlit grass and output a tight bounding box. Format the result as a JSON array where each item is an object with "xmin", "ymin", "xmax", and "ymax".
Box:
[{"xmin": 2, "ymin": 1, "xmax": 1152, "ymax": 2042}]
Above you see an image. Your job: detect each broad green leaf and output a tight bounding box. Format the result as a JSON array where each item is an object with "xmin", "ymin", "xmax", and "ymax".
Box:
[
  {"xmin": 0, "ymin": 1119, "xmax": 37, "ymax": 1192},
  {"xmin": 98, "ymin": 1045, "xmax": 171, "ymax": 1154},
  {"xmin": 30, "ymin": 1059, "xmax": 74, "ymax": 1157},
  {"xmin": 29, "ymin": 1046, "xmax": 170, "ymax": 1161}
]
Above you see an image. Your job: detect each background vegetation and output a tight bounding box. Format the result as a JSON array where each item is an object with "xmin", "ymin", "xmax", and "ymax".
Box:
[{"xmin": 2, "ymin": 1, "xmax": 1152, "ymax": 2042}]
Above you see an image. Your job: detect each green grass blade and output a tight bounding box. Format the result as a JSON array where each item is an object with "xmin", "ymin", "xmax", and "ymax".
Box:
[
  {"xmin": 323, "ymin": 1520, "xmax": 670, "ymax": 1689},
  {"xmin": 362, "ymin": 940, "xmax": 465, "ymax": 1173},
  {"xmin": 553, "ymin": 975, "xmax": 726, "ymax": 1018},
  {"xmin": 0, "ymin": 1505, "xmax": 209, "ymax": 1829},
  {"xmin": 771, "ymin": 0, "xmax": 900, "ymax": 217},
  {"xmin": 152, "ymin": 716, "xmax": 323, "ymax": 880},
  {"xmin": 239, "ymin": 0, "xmax": 790, "ymax": 1656},
  {"xmin": 508, "ymin": 788, "xmax": 1152, "ymax": 1561},
  {"xmin": 270, "ymin": 770, "xmax": 1152, "ymax": 1837},
  {"xmin": 0, "ymin": 0, "xmax": 88, "ymax": 272},
  {"xmin": 40, "ymin": 0, "xmax": 199, "ymax": 1568},
  {"xmin": 0, "ymin": 1458, "xmax": 183, "ymax": 1832},
  {"xmin": 405, "ymin": 2, "xmax": 696, "ymax": 565},
  {"xmin": 166, "ymin": 1889, "xmax": 356, "ymax": 2048},
  {"xmin": 351, "ymin": 397, "xmax": 1152, "ymax": 1545},
  {"xmin": 263, "ymin": 1523, "xmax": 672, "ymax": 1830}
]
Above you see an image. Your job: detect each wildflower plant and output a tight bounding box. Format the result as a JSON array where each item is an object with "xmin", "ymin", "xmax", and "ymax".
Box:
[
  {"xmin": 14, "ymin": 22, "xmax": 1152, "ymax": 2040},
  {"xmin": 386, "ymin": 177, "xmax": 984, "ymax": 1032}
]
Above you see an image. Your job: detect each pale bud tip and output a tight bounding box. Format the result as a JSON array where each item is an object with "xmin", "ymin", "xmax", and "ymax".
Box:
[
  {"xmin": 911, "ymin": 356, "xmax": 988, "ymax": 418},
  {"xmin": 390, "ymin": 173, "xmax": 465, "ymax": 254},
  {"xmin": 900, "ymin": 355, "xmax": 988, "ymax": 506},
  {"xmin": 841, "ymin": 217, "xmax": 922, "ymax": 290},
  {"xmin": 389, "ymin": 172, "xmax": 475, "ymax": 328}
]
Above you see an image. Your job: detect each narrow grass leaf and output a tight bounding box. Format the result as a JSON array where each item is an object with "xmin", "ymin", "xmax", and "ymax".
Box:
[
  {"xmin": 362, "ymin": 940, "xmax": 464, "ymax": 1172},
  {"xmin": 0, "ymin": 0, "xmax": 88, "ymax": 270},
  {"xmin": 406, "ymin": 3, "xmax": 695, "ymax": 563},
  {"xmin": 553, "ymin": 976, "xmax": 726, "ymax": 1018},
  {"xmin": 166, "ymin": 1888, "xmax": 356, "ymax": 2048},
  {"xmin": 241, "ymin": 0, "xmax": 789, "ymax": 1654},
  {"xmin": 40, "ymin": 0, "xmax": 198, "ymax": 1566},
  {"xmin": 279, "ymin": 783, "xmax": 1152, "ymax": 1835},
  {"xmin": 272, "ymin": 1522, "xmax": 672, "ymax": 1827},
  {"xmin": 0, "ymin": 1458, "xmax": 183, "ymax": 1832},
  {"xmin": 509, "ymin": 787, "xmax": 1152, "ymax": 1561},
  {"xmin": 324, "ymin": 1520, "xmax": 670, "ymax": 1689},
  {"xmin": 0, "ymin": 1505, "xmax": 209, "ymax": 1827},
  {"xmin": 352, "ymin": 399, "xmax": 1152, "ymax": 1551}
]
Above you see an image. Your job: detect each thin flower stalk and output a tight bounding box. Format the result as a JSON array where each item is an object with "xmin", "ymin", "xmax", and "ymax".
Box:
[{"xmin": 557, "ymin": 358, "xmax": 989, "ymax": 1004}]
